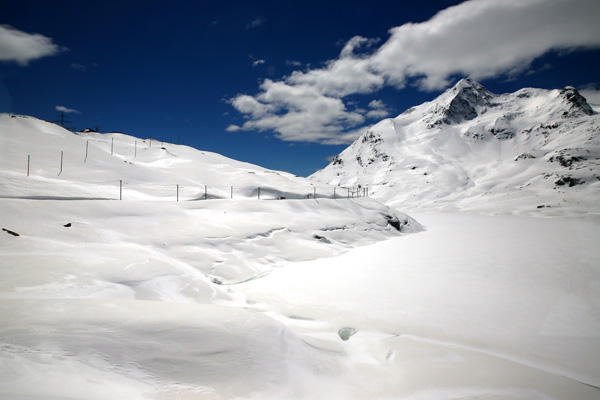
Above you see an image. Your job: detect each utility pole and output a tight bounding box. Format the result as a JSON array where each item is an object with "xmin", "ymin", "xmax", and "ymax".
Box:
[{"xmin": 54, "ymin": 112, "xmax": 74, "ymax": 131}]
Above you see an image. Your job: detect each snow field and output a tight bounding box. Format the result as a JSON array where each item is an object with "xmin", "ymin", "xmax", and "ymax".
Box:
[
  {"xmin": 237, "ymin": 212, "xmax": 600, "ymax": 398},
  {"xmin": 1, "ymin": 112, "xmax": 599, "ymax": 399}
]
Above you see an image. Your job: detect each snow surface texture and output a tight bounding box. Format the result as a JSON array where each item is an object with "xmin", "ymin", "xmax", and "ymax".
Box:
[
  {"xmin": 311, "ymin": 79, "xmax": 600, "ymax": 216},
  {"xmin": 1, "ymin": 112, "xmax": 599, "ymax": 399}
]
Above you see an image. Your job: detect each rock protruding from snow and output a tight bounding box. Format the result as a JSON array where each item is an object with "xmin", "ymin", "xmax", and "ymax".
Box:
[
  {"xmin": 558, "ymin": 87, "xmax": 595, "ymax": 118},
  {"xmin": 434, "ymin": 78, "xmax": 494, "ymax": 125}
]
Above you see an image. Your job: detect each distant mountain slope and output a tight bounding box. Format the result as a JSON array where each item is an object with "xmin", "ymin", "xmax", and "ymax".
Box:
[
  {"xmin": 310, "ymin": 79, "xmax": 600, "ymax": 215},
  {"xmin": 0, "ymin": 114, "xmax": 320, "ymax": 200}
]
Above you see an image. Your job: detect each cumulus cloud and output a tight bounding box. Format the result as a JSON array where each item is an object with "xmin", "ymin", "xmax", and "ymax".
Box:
[
  {"xmin": 0, "ymin": 25, "xmax": 63, "ymax": 65},
  {"xmin": 225, "ymin": 124, "xmax": 242, "ymax": 132},
  {"xmin": 55, "ymin": 105, "xmax": 80, "ymax": 114},
  {"xmin": 371, "ymin": 0, "xmax": 600, "ymax": 90},
  {"xmin": 579, "ymin": 85, "xmax": 600, "ymax": 113},
  {"xmin": 229, "ymin": 79, "xmax": 366, "ymax": 144},
  {"xmin": 252, "ymin": 59, "xmax": 265, "ymax": 67},
  {"xmin": 230, "ymin": 0, "xmax": 600, "ymax": 144},
  {"xmin": 366, "ymin": 99, "xmax": 391, "ymax": 119}
]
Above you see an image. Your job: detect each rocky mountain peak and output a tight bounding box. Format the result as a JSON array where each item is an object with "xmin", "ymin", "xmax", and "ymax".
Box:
[
  {"xmin": 559, "ymin": 86, "xmax": 594, "ymax": 117},
  {"xmin": 427, "ymin": 78, "xmax": 494, "ymax": 126}
]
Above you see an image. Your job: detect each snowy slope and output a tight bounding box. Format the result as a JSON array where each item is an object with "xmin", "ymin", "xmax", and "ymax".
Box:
[
  {"xmin": 0, "ymin": 114, "xmax": 340, "ymax": 200},
  {"xmin": 311, "ymin": 79, "xmax": 600, "ymax": 215},
  {"xmin": 1, "ymin": 113, "xmax": 599, "ymax": 399},
  {"xmin": 0, "ymin": 114, "xmax": 419, "ymax": 399}
]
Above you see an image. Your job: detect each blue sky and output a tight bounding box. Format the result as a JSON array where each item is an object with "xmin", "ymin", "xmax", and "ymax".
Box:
[{"xmin": 1, "ymin": 0, "xmax": 599, "ymax": 176}]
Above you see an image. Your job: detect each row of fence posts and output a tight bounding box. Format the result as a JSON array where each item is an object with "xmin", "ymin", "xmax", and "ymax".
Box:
[
  {"xmin": 115, "ymin": 184, "xmax": 368, "ymax": 201},
  {"xmin": 22, "ymin": 150, "xmax": 369, "ymax": 201},
  {"xmin": 26, "ymin": 137, "xmax": 161, "ymax": 177}
]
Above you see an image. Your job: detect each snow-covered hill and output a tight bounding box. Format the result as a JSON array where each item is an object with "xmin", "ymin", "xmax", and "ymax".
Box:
[
  {"xmin": 1, "ymin": 113, "xmax": 599, "ymax": 399},
  {"xmin": 0, "ymin": 113, "xmax": 412, "ymax": 284},
  {"xmin": 311, "ymin": 79, "xmax": 600, "ymax": 216},
  {"xmin": 0, "ymin": 114, "xmax": 335, "ymax": 201}
]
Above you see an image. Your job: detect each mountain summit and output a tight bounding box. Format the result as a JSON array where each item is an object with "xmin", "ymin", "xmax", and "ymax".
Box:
[{"xmin": 311, "ymin": 80, "xmax": 600, "ymax": 215}]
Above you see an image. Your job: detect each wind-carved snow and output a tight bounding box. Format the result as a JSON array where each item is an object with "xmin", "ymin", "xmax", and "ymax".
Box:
[
  {"xmin": 311, "ymin": 78, "xmax": 600, "ymax": 215},
  {"xmin": 1, "ymin": 106, "xmax": 599, "ymax": 399}
]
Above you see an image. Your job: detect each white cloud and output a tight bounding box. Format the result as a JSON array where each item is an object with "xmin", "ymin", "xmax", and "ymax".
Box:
[
  {"xmin": 225, "ymin": 124, "xmax": 242, "ymax": 132},
  {"xmin": 229, "ymin": 79, "xmax": 366, "ymax": 144},
  {"xmin": 368, "ymin": 100, "xmax": 385, "ymax": 109},
  {"xmin": 252, "ymin": 59, "xmax": 265, "ymax": 67},
  {"xmin": 0, "ymin": 25, "xmax": 63, "ymax": 65},
  {"xmin": 579, "ymin": 86, "xmax": 600, "ymax": 113},
  {"xmin": 230, "ymin": 0, "xmax": 600, "ymax": 144},
  {"xmin": 365, "ymin": 99, "xmax": 391, "ymax": 119},
  {"xmin": 288, "ymin": 56, "xmax": 383, "ymax": 97},
  {"xmin": 55, "ymin": 105, "xmax": 80, "ymax": 114},
  {"xmin": 371, "ymin": 0, "xmax": 600, "ymax": 90},
  {"xmin": 366, "ymin": 109, "xmax": 390, "ymax": 119},
  {"xmin": 286, "ymin": 60, "xmax": 302, "ymax": 67}
]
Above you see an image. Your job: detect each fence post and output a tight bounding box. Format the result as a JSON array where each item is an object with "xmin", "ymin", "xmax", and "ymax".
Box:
[
  {"xmin": 120, "ymin": 180, "xmax": 122, "ymax": 200},
  {"xmin": 58, "ymin": 151, "xmax": 63, "ymax": 176},
  {"xmin": 205, "ymin": 185, "xmax": 207, "ymax": 200},
  {"xmin": 85, "ymin": 140, "xmax": 89, "ymax": 162},
  {"xmin": 258, "ymin": 187, "xmax": 261, "ymax": 200},
  {"xmin": 333, "ymin": 187, "xmax": 336, "ymax": 199},
  {"xmin": 313, "ymin": 187, "xmax": 316, "ymax": 199},
  {"xmin": 27, "ymin": 155, "xmax": 30, "ymax": 177}
]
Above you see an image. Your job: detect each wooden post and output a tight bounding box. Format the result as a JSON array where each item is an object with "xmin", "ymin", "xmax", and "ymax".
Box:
[
  {"xmin": 177, "ymin": 184, "xmax": 179, "ymax": 202},
  {"xmin": 27, "ymin": 155, "xmax": 30, "ymax": 176},
  {"xmin": 119, "ymin": 180, "xmax": 123, "ymax": 200},
  {"xmin": 333, "ymin": 187, "xmax": 336, "ymax": 199},
  {"xmin": 313, "ymin": 187, "xmax": 316, "ymax": 199},
  {"xmin": 111, "ymin": 137, "xmax": 114, "ymax": 155},
  {"xmin": 258, "ymin": 187, "xmax": 261, "ymax": 200},
  {"xmin": 85, "ymin": 140, "xmax": 89, "ymax": 162},
  {"xmin": 204, "ymin": 185, "xmax": 207, "ymax": 200},
  {"xmin": 58, "ymin": 151, "xmax": 63, "ymax": 176},
  {"xmin": 347, "ymin": 188, "xmax": 350, "ymax": 199}
]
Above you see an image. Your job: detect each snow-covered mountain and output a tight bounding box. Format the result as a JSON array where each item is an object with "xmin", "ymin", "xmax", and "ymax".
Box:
[{"xmin": 311, "ymin": 79, "xmax": 600, "ymax": 215}]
